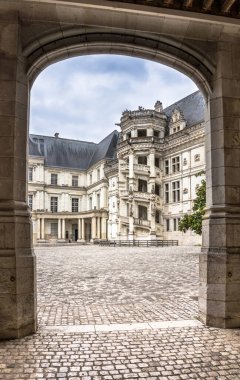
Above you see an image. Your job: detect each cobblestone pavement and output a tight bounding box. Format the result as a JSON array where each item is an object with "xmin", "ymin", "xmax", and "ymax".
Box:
[
  {"xmin": 36, "ymin": 246, "xmax": 200, "ymax": 326},
  {"xmin": 1, "ymin": 245, "xmax": 240, "ymax": 380}
]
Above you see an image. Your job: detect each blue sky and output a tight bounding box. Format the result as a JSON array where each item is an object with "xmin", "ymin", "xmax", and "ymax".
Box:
[{"xmin": 30, "ymin": 55, "xmax": 197, "ymax": 143}]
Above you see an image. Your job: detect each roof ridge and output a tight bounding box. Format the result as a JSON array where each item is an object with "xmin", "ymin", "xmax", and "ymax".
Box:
[{"xmin": 29, "ymin": 133, "xmax": 97, "ymax": 145}]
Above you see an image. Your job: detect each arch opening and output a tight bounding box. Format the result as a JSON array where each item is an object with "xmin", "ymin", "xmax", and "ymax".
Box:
[{"xmin": 26, "ymin": 31, "xmax": 213, "ymax": 99}]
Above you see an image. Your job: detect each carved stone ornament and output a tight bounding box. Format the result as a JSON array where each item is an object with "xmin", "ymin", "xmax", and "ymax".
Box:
[{"xmin": 183, "ymin": 188, "xmax": 188, "ymax": 194}]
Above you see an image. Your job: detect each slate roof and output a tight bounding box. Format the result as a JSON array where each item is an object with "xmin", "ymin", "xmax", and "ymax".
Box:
[
  {"xmin": 29, "ymin": 130, "xmax": 119, "ymax": 170},
  {"xmin": 164, "ymin": 90, "xmax": 205, "ymax": 127},
  {"xmin": 29, "ymin": 91, "xmax": 204, "ymax": 170}
]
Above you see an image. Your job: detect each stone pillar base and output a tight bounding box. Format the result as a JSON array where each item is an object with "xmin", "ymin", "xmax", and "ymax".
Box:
[
  {"xmin": 199, "ymin": 249, "xmax": 240, "ymax": 329},
  {"xmin": 0, "ymin": 251, "xmax": 37, "ymax": 339}
]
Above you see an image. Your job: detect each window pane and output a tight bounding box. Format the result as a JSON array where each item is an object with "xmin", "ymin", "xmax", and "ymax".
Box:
[
  {"xmin": 139, "ymin": 205, "xmax": 147, "ymax": 220},
  {"xmin": 72, "ymin": 176, "xmax": 78, "ymax": 186},
  {"xmin": 28, "ymin": 167, "xmax": 33, "ymax": 181},
  {"xmin": 72, "ymin": 198, "xmax": 79, "ymax": 212},
  {"xmin": 51, "ymin": 173, "xmax": 58, "ymax": 185},
  {"xmin": 28, "ymin": 194, "xmax": 33, "ymax": 211},
  {"xmin": 50, "ymin": 197, "xmax": 58, "ymax": 212}
]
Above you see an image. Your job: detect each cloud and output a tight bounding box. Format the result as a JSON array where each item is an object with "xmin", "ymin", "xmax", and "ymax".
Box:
[{"xmin": 30, "ymin": 55, "xmax": 197, "ymax": 142}]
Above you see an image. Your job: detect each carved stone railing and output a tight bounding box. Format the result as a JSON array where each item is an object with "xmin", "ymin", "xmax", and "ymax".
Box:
[
  {"xmin": 120, "ymin": 190, "xmax": 129, "ymax": 197},
  {"xmin": 120, "ymin": 163, "xmax": 129, "ymax": 171},
  {"xmin": 134, "ymin": 191, "xmax": 150, "ymax": 200},
  {"xmin": 134, "ymin": 218, "xmax": 151, "ymax": 227},
  {"xmin": 133, "ymin": 164, "xmax": 150, "ymax": 173}
]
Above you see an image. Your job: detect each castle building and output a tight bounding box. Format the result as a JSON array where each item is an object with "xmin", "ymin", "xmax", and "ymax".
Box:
[{"xmin": 28, "ymin": 91, "xmax": 205, "ymax": 245}]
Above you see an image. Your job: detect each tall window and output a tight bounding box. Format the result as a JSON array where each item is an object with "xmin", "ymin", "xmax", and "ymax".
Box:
[
  {"xmin": 155, "ymin": 210, "xmax": 160, "ymax": 224},
  {"xmin": 154, "ymin": 130, "xmax": 159, "ymax": 138},
  {"xmin": 50, "ymin": 197, "xmax": 58, "ymax": 212},
  {"xmin": 89, "ymin": 196, "xmax": 92, "ymax": 210},
  {"xmin": 97, "ymin": 193, "xmax": 100, "ymax": 209},
  {"xmin": 165, "ymin": 160, "xmax": 169, "ymax": 175},
  {"xmin": 138, "ymin": 205, "xmax": 147, "ymax": 220},
  {"xmin": 28, "ymin": 194, "xmax": 33, "ymax": 211},
  {"xmin": 138, "ymin": 179, "xmax": 147, "ymax": 192},
  {"xmin": 173, "ymin": 218, "xmax": 180, "ymax": 231},
  {"xmin": 72, "ymin": 198, "xmax": 79, "ymax": 212},
  {"xmin": 172, "ymin": 156, "xmax": 180, "ymax": 173},
  {"xmin": 97, "ymin": 169, "xmax": 100, "ymax": 181},
  {"xmin": 138, "ymin": 156, "xmax": 147, "ymax": 165},
  {"xmin": 172, "ymin": 181, "xmax": 180, "ymax": 202},
  {"xmin": 28, "ymin": 167, "xmax": 33, "ymax": 182},
  {"xmin": 51, "ymin": 223, "xmax": 58, "ymax": 237},
  {"xmin": 155, "ymin": 184, "xmax": 161, "ymax": 196},
  {"xmin": 155, "ymin": 157, "xmax": 160, "ymax": 168},
  {"xmin": 166, "ymin": 219, "xmax": 170, "ymax": 231},
  {"xmin": 72, "ymin": 175, "xmax": 78, "ymax": 187},
  {"xmin": 51, "ymin": 173, "xmax": 58, "ymax": 185},
  {"xmin": 89, "ymin": 174, "xmax": 92, "ymax": 185},
  {"xmin": 165, "ymin": 183, "xmax": 169, "ymax": 203}
]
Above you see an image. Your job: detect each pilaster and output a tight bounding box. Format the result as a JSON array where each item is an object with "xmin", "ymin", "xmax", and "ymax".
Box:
[
  {"xmin": 0, "ymin": 14, "xmax": 36, "ymax": 339},
  {"xmin": 199, "ymin": 41, "xmax": 240, "ymax": 328}
]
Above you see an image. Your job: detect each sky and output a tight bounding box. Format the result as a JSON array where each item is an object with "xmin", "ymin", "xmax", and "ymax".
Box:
[{"xmin": 30, "ymin": 54, "xmax": 198, "ymax": 143}]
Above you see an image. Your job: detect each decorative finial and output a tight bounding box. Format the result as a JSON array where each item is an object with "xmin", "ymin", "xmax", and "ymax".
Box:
[{"xmin": 154, "ymin": 101, "xmax": 163, "ymax": 112}]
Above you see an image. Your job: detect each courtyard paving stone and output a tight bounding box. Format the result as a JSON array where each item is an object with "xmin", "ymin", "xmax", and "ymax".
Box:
[{"xmin": 0, "ymin": 245, "xmax": 240, "ymax": 380}]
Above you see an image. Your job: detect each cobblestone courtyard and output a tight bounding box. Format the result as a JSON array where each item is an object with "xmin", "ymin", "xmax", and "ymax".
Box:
[{"xmin": 1, "ymin": 246, "xmax": 240, "ymax": 379}]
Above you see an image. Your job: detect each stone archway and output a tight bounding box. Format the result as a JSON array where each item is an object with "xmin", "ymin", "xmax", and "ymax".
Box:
[{"xmin": 0, "ymin": 1, "xmax": 240, "ymax": 339}]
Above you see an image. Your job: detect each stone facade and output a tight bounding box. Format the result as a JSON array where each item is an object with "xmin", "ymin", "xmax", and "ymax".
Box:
[
  {"xmin": 1, "ymin": 0, "xmax": 240, "ymax": 338},
  {"xmin": 28, "ymin": 91, "xmax": 205, "ymax": 246}
]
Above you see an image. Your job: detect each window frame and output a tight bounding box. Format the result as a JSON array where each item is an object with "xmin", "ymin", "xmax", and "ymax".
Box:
[
  {"xmin": 138, "ymin": 179, "xmax": 148, "ymax": 193},
  {"xmin": 28, "ymin": 194, "xmax": 33, "ymax": 211},
  {"xmin": 51, "ymin": 173, "xmax": 58, "ymax": 185},
  {"xmin": 28, "ymin": 167, "xmax": 33, "ymax": 182},
  {"xmin": 172, "ymin": 156, "xmax": 180, "ymax": 173},
  {"xmin": 138, "ymin": 205, "xmax": 148, "ymax": 221},
  {"xmin": 164, "ymin": 160, "xmax": 169, "ymax": 175},
  {"xmin": 172, "ymin": 181, "xmax": 180, "ymax": 202},
  {"xmin": 165, "ymin": 183, "xmax": 170, "ymax": 204},
  {"xmin": 72, "ymin": 198, "xmax": 79, "ymax": 212},
  {"xmin": 72, "ymin": 175, "xmax": 78, "ymax": 187},
  {"xmin": 50, "ymin": 196, "xmax": 58, "ymax": 212}
]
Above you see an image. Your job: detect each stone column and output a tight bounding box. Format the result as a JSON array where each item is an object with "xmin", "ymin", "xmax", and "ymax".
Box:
[
  {"xmin": 62, "ymin": 219, "xmax": 65, "ymax": 240},
  {"xmin": 37, "ymin": 218, "xmax": 41, "ymax": 240},
  {"xmin": 41, "ymin": 218, "xmax": 45, "ymax": 240},
  {"xmin": 58, "ymin": 219, "xmax": 61, "ymax": 240},
  {"xmin": 81, "ymin": 218, "xmax": 85, "ymax": 241},
  {"xmin": 97, "ymin": 217, "xmax": 101, "ymax": 239},
  {"xmin": 78, "ymin": 218, "xmax": 81, "ymax": 240},
  {"xmin": 199, "ymin": 42, "xmax": 240, "ymax": 328},
  {"xmin": 91, "ymin": 217, "xmax": 97, "ymax": 240},
  {"xmin": 101, "ymin": 217, "xmax": 107, "ymax": 240},
  {"xmin": 128, "ymin": 200, "xmax": 134, "ymax": 240},
  {"xmin": 0, "ymin": 15, "xmax": 36, "ymax": 339}
]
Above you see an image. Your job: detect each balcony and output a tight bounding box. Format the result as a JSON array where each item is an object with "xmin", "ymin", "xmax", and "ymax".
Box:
[
  {"xmin": 134, "ymin": 218, "xmax": 151, "ymax": 227},
  {"xmin": 134, "ymin": 164, "xmax": 150, "ymax": 174},
  {"xmin": 120, "ymin": 190, "xmax": 150, "ymax": 201}
]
